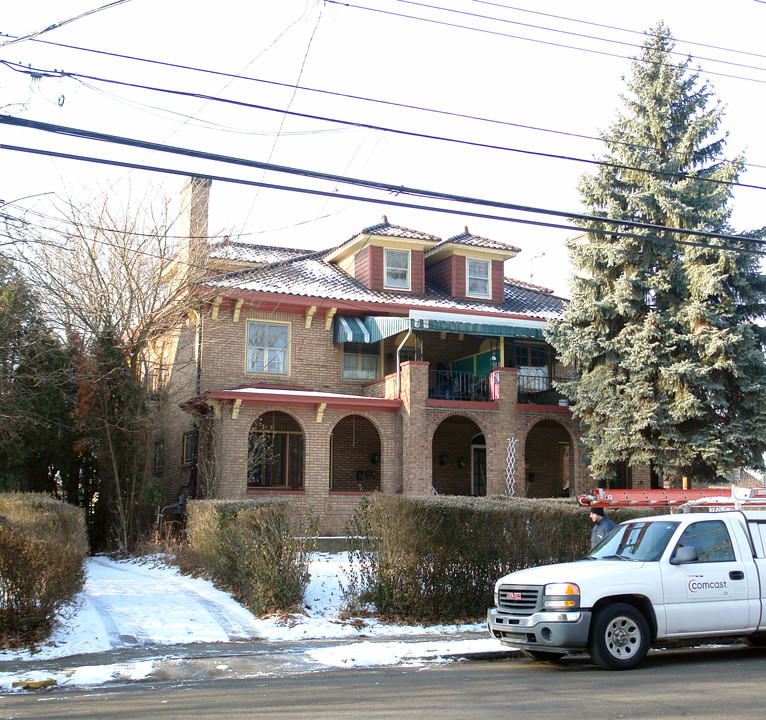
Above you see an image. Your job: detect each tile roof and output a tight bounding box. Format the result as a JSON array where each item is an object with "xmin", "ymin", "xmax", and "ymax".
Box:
[
  {"xmin": 431, "ymin": 227, "xmax": 521, "ymax": 254},
  {"xmin": 359, "ymin": 216, "xmax": 441, "ymax": 243},
  {"xmin": 200, "ymin": 251, "xmax": 566, "ymax": 320},
  {"xmin": 208, "ymin": 241, "xmax": 315, "ymax": 265}
]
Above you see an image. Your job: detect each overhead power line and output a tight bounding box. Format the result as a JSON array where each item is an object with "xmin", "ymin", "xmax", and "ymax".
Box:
[
  {"xmin": 0, "ymin": 117, "xmax": 763, "ymax": 253},
  {"xmin": 0, "ymin": 0, "xmax": 133, "ymax": 48},
  {"xmin": 393, "ymin": 0, "xmax": 766, "ymax": 75},
  {"xmin": 472, "ymin": 0, "xmax": 766, "ymax": 62},
  {"xmin": 323, "ymin": 0, "xmax": 766, "ymax": 85},
  {"xmin": 3, "ymin": 61, "xmax": 761, "ymax": 193},
  {"xmin": 4, "ymin": 35, "xmax": 764, "ymax": 172}
]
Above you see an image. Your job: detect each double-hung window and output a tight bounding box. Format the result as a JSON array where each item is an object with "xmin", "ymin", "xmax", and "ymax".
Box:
[
  {"xmin": 466, "ymin": 258, "xmax": 490, "ymax": 298},
  {"xmin": 343, "ymin": 342, "xmax": 380, "ymax": 380},
  {"xmin": 384, "ymin": 248, "xmax": 410, "ymax": 290},
  {"xmin": 247, "ymin": 320, "xmax": 289, "ymax": 375}
]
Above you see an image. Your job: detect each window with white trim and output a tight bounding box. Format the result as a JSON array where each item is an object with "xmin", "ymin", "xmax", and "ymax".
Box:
[
  {"xmin": 466, "ymin": 258, "xmax": 490, "ymax": 298},
  {"xmin": 343, "ymin": 342, "xmax": 380, "ymax": 379},
  {"xmin": 246, "ymin": 320, "xmax": 289, "ymax": 375},
  {"xmin": 384, "ymin": 248, "xmax": 410, "ymax": 289}
]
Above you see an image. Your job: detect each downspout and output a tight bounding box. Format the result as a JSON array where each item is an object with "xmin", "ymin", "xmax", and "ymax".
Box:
[
  {"xmin": 395, "ymin": 326, "xmax": 412, "ymax": 398},
  {"xmin": 191, "ymin": 312, "xmax": 203, "ymax": 499}
]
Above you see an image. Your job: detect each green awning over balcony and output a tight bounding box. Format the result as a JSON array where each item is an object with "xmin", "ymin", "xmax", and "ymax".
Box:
[
  {"xmin": 334, "ymin": 313, "xmax": 544, "ymax": 344},
  {"xmin": 409, "ymin": 318, "xmax": 543, "ymax": 339}
]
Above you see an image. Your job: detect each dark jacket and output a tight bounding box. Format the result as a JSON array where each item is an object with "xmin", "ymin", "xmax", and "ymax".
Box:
[{"xmin": 591, "ymin": 515, "xmax": 616, "ymax": 549}]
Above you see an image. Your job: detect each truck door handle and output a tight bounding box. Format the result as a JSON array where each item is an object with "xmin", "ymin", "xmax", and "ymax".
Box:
[{"xmin": 729, "ymin": 570, "xmax": 745, "ymax": 580}]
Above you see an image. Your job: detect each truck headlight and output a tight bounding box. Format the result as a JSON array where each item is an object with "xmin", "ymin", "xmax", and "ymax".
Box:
[{"xmin": 543, "ymin": 582, "xmax": 580, "ymax": 610}]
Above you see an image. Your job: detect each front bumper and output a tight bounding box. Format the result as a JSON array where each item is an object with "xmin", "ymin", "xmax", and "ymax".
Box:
[{"xmin": 487, "ymin": 607, "xmax": 592, "ymax": 653}]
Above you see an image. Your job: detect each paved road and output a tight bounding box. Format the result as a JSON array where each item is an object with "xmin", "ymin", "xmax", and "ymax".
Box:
[{"xmin": 3, "ymin": 643, "xmax": 766, "ymax": 720}]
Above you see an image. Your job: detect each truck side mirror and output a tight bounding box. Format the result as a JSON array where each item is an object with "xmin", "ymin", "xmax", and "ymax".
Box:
[{"xmin": 670, "ymin": 545, "xmax": 699, "ymax": 564}]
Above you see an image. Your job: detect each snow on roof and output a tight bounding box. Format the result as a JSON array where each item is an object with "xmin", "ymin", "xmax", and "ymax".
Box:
[
  {"xmin": 202, "ymin": 256, "xmax": 565, "ymax": 319},
  {"xmin": 197, "ymin": 220, "xmax": 567, "ymax": 321},
  {"xmin": 433, "ymin": 228, "xmax": 521, "ymax": 254}
]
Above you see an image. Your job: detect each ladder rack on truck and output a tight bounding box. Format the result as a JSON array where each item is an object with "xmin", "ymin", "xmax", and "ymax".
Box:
[{"xmin": 577, "ymin": 485, "xmax": 766, "ymax": 511}]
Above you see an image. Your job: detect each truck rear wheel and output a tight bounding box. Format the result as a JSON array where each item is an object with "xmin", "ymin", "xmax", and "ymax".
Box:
[{"xmin": 589, "ymin": 603, "xmax": 649, "ymax": 670}]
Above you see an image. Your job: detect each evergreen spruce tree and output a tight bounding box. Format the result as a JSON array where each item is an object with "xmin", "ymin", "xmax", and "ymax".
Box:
[{"xmin": 547, "ymin": 23, "xmax": 766, "ymax": 486}]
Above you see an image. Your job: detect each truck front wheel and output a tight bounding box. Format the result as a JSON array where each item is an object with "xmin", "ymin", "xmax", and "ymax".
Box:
[{"xmin": 589, "ymin": 603, "xmax": 649, "ymax": 670}]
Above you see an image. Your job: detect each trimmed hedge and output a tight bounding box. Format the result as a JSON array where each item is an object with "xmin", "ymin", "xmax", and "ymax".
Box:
[
  {"xmin": 0, "ymin": 493, "xmax": 89, "ymax": 640},
  {"xmin": 344, "ymin": 494, "xmax": 661, "ymax": 622},
  {"xmin": 185, "ymin": 498, "xmax": 317, "ymax": 615}
]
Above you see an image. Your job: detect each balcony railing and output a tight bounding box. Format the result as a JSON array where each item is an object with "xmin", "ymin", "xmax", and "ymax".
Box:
[
  {"xmin": 517, "ymin": 368, "xmax": 569, "ymax": 405},
  {"xmin": 428, "ymin": 370, "xmax": 490, "ymax": 402},
  {"xmin": 426, "ymin": 367, "xmax": 571, "ymax": 405}
]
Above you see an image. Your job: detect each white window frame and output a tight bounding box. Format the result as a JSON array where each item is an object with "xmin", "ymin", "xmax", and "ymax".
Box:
[
  {"xmin": 466, "ymin": 258, "xmax": 491, "ymax": 298},
  {"xmin": 246, "ymin": 320, "xmax": 290, "ymax": 375},
  {"xmin": 384, "ymin": 248, "xmax": 411, "ymax": 290}
]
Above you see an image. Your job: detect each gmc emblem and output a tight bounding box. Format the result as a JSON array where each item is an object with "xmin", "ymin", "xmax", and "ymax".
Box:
[{"xmin": 505, "ymin": 591, "xmax": 523, "ymax": 601}]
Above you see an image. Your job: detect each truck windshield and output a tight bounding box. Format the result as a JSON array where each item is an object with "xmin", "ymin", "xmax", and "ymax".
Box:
[{"xmin": 588, "ymin": 520, "xmax": 679, "ymax": 562}]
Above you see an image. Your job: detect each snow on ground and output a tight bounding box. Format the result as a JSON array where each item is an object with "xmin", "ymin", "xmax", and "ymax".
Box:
[{"xmin": 0, "ymin": 553, "xmax": 500, "ymax": 692}]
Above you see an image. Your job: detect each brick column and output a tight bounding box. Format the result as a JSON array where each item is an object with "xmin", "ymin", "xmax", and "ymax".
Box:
[
  {"xmin": 400, "ymin": 361, "xmax": 432, "ymax": 495},
  {"xmin": 486, "ymin": 367, "xmax": 521, "ymax": 496}
]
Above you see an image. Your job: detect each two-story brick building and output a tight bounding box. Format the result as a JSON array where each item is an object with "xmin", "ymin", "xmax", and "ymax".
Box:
[{"xmin": 154, "ymin": 178, "xmax": 644, "ymax": 534}]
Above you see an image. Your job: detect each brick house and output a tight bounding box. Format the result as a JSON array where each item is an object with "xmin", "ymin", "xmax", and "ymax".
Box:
[{"xmin": 153, "ymin": 178, "xmax": 647, "ymax": 534}]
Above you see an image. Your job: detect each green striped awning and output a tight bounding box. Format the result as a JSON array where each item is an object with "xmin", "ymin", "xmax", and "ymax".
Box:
[{"xmin": 334, "ymin": 314, "xmax": 543, "ymax": 344}]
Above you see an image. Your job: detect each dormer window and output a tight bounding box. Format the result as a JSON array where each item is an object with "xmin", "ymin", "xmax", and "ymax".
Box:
[
  {"xmin": 384, "ymin": 248, "xmax": 410, "ymax": 290},
  {"xmin": 466, "ymin": 258, "xmax": 490, "ymax": 298}
]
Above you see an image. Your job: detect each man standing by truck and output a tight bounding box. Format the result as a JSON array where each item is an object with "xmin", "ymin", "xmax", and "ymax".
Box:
[{"xmin": 589, "ymin": 507, "xmax": 615, "ymax": 548}]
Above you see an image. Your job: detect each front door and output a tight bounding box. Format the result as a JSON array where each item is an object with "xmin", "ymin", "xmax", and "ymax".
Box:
[{"xmin": 472, "ymin": 446, "xmax": 486, "ymax": 496}]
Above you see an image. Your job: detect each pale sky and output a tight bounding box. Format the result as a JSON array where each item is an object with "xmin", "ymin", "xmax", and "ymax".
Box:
[{"xmin": 2, "ymin": 0, "xmax": 765, "ymax": 297}]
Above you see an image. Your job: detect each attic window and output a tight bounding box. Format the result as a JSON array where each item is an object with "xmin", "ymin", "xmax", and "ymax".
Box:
[
  {"xmin": 384, "ymin": 248, "xmax": 410, "ymax": 290},
  {"xmin": 466, "ymin": 258, "xmax": 490, "ymax": 298}
]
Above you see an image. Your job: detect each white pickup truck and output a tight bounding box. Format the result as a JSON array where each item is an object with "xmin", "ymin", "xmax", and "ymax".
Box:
[{"xmin": 487, "ymin": 507, "xmax": 766, "ymax": 669}]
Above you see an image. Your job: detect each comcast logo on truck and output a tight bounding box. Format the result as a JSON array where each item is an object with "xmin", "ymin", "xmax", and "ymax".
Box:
[{"xmin": 688, "ymin": 579, "xmax": 727, "ymax": 592}]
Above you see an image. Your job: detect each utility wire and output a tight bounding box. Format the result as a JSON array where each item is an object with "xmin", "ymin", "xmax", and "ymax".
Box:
[
  {"xmin": 5, "ymin": 35, "xmax": 765, "ymax": 173},
  {"xmin": 3, "ymin": 61, "xmax": 761, "ymax": 193},
  {"xmin": 0, "ymin": 0, "xmax": 133, "ymax": 48},
  {"xmin": 393, "ymin": 0, "xmax": 766, "ymax": 74},
  {"xmin": 323, "ymin": 0, "xmax": 766, "ymax": 85},
  {"xmin": 1, "ymin": 136, "xmax": 763, "ymax": 256},
  {"xmin": 473, "ymin": 1, "xmax": 766, "ymax": 61}
]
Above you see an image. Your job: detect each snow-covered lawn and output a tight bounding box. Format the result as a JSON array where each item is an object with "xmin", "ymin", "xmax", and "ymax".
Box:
[{"xmin": 0, "ymin": 553, "xmax": 500, "ymax": 691}]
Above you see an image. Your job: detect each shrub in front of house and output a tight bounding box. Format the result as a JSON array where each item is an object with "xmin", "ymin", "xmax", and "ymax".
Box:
[
  {"xmin": 344, "ymin": 494, "xmax": 660, "ymax": 622},
  {"xmin": 0, "ymin": 493, "xmax": 89, "ymax": 641},
  {"xmin": 184, "ymin": 498, "xmax": 317, "ymax": 615}
]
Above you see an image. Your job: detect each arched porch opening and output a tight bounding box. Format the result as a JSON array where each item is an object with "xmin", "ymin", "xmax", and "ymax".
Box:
[
  {"xmin": 330, "ymin": 414, "xmax": 381, "ymax": 492},
  {"xmin": 432, "ymin": 415, "xmax": 484, "ymax": 496},
  {"xmin": 247, "ymin": 411, "xmax": 304, "ymax": 490},
  {"xmin": 524, "ymin": 419, "xmax": 573, "ymax": 498}
]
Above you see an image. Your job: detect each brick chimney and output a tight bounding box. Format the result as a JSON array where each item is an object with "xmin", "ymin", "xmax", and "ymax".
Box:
[{"xmin": 177, "ymin": 176, "xmax": 211, "ymax": 280}]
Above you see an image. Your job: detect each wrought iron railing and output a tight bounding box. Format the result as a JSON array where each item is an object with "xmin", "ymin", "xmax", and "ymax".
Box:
[
  {"xmin": 427, "ymin": 368, "xmax": 571, "ymax": 405},
  {"xmin": 428, "ymin": 370, "xmax": 490, "ymax": 402},
  {"xmin": 517, "ymin": 368, "xmax": 569, "ymax": 405}
]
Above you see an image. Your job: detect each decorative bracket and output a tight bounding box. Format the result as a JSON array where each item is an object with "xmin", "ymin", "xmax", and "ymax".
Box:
[
  {"xmin": 316, "ymin": 402, "xmax": 327, "ymax": 423},
  {"xmin": 305, "ymin": 305, "xmax": 317, "ymax": 329},
  {"xmin": 231, "ymin": 398, "xmax": 242, "ymax": 419},
  {"xmin": 233, "ymin": 298, "xmax": 244, "ymax": 323},
  {"xmin": 211, "ymin": 296, "xmax": 223, "ymax": 320},
  {"xmin": 325, "ymin": 307, "xmax": 337, "ymax": 330}
]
